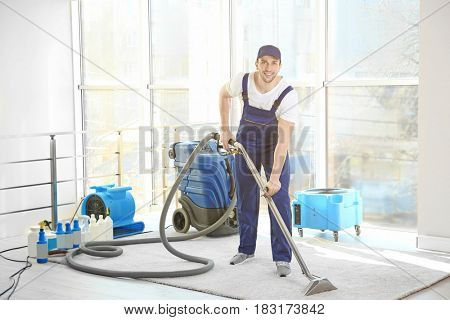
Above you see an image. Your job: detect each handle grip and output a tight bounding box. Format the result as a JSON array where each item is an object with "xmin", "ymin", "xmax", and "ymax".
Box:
[{"xmin": 228, "ymin": 139, "xmax": 236, "ymax": 146}]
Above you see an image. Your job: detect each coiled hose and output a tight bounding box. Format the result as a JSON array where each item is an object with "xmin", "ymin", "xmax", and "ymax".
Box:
[{"xmin": 66, "ymin": 132, "xmax": 237, "ymax": 278}]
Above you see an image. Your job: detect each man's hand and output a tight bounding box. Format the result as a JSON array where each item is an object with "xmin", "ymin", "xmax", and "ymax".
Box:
[
  {"xmin": 265, "ymin": 178, "xmax": 281, "ymax": 197},
  {"xmin": 219, "ymin": 128, "xmax": 235, "ymax": 151}
]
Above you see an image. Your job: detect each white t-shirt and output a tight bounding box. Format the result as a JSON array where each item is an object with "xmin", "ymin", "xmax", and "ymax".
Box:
[{"xmin": 226, "ymin": 72, "xmax": 298, "ymax": 125}]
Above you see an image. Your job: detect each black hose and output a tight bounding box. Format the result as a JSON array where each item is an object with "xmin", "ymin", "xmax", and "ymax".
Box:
[{"xmin": 224, "ymin": 158, "xmax": 235, "ymax": 199}]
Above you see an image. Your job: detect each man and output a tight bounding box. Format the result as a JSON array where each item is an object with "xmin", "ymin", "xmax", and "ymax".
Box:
[{"xmin": 219, "ymin": 45, "xmax": 297, "ymax": 277}]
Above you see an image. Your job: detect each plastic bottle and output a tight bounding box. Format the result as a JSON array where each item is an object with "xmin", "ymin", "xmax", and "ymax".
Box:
[
  {"xmin": 97, "ymin": 216, "xmax": 106, "ymax": 241},
  {"xmin": 27, "ymin": 226, "xmax": 41, "ymax": 258},
  {"xmin": 36, "ymin": 229, "xmax": 48, "ymax": 264},
  {"xmin": 78, "ymin": 215, "xmax": 90, "ymax": 232},
  {"xmin": 65, "ymin": 222, "xmax": 73, "ymax": 249},
  {"xmin": 81, "ymin": 225, "xmax": 90, "ymax": 244},
  {"xmin": 78, "ymin": 215, "xmax": 91, "ymax": 245},
  {"xmin": 105, "ymin": 215, "xmax": 114, "ymax": 240},
  {"xmin": 89, "ymin": 215, "xmax": 98, "ymax": 241},
  {"xmin": 72, "ymin": 219, "xmax": 81, "ymax": 248},
  {"xmin": 56, "ymin": 222, "xmax": 66, "ymax": 249},
  {"xmin": 46, "ymin": 231, "xmax": 57, "ymax": 251}
]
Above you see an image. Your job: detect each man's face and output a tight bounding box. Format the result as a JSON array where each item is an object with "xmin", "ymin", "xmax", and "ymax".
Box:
[{"xmin": 255, "ymin": 55, "xmax": 281, "ymax": 84}]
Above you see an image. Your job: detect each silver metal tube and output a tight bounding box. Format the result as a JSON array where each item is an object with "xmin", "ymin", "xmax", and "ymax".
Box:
[
  {"xmin": 0, "ymin": 153, "xmax": 127, "ymax": 166},
  {"xmin": 50, "ymin": 135, "xmax": 58, "ymax": 231},
  {"xmin": 0, "ymin": 202, "xmax": 76, "ymax": 217},
  {"xmin": 234, "ymin": 142, "xmax": 315, "ymax": 280},
  {"xmin": 266, "ymin": 198, "xmax": 314, "ymax": 280},
  {"xmin": 0, "ymin": 158, "xmax": 52, "ymax": 165},
  {"xmin": 0, "ymin": 182, "xmax": 54, "ymax": 191},
  {"xmin": 0, "ymin": 174, "xmax": 118, "ymax": 192}
]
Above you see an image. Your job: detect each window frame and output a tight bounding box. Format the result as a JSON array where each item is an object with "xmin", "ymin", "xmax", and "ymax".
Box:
[{"xmin": 73, "ymin": 0, "xmax": 420, "ymax": 229}]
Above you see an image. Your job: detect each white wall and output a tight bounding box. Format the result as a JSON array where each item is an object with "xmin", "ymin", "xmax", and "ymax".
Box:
[
  {"xmin": 417, "ymin": 0, "xmax": 450, "ymax": 252},
  {"xmin": 0, "ymin": 0, "xmax": 77, "ymax": 238}
]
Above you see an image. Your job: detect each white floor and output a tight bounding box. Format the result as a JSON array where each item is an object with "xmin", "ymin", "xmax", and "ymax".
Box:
[
  {"xmin": 297, "ymin": 226, "xmax": 450, "ymax": 300},
  {"xmin": 0, "ymin": 207, "xmax": 449, "ymax": 300}
]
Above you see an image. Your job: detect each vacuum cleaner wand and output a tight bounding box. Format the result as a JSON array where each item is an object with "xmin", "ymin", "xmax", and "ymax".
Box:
[{"xmin": 229, "ymin": 139, "xmax": 337, "ymax": 296}]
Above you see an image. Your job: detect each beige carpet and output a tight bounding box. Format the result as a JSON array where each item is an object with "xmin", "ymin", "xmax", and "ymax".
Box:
[{"xmin": 61, "ymin": 231, "xmax": 450, "ymax": 300}]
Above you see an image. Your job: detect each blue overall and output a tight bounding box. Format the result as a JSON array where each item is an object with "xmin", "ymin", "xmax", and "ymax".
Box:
[{"xmin": 235, "ymin": 73, "xmax": 293, "ymax": 262}]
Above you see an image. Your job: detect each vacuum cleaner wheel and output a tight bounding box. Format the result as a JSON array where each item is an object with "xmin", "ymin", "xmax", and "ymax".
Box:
[{"xmin": 172, "ymin": 208, "xmax": 191, "ymax": 233}]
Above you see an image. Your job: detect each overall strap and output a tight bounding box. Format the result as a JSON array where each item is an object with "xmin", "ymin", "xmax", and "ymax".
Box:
[
  {"xmin": 272, "ymin": 85, "xmax": 294, "ymax": 110},
  {"xmin": 241, "ymin": 73, "xmax": 250, "ymax": 104}
]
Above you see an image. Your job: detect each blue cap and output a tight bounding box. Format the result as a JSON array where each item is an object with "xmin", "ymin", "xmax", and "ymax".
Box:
[
  {"xmin": 65, "ymin": 222, "xmax": 73, "ymax": 234},
  {"xmin": 73, "ymin": 219, "xmax": 81, "ymax": 231},
  {"xmin": 257, "ymin": 45, "xmax": 281, "ymax": 61},
  {"xmin": 56, "ymin": 222, "xmax": 64, "ymax": 234}
]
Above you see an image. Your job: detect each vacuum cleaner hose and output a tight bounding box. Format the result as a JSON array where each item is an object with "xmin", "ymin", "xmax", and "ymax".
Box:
[{"xmin": 66, "ymin": 132, "xmax": 237, "ymax": 278}]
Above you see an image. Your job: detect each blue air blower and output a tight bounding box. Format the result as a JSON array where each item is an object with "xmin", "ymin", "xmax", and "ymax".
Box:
[
  {"xmin": 81, "ymin": 184, "xmax": 145, "ymax": 238},
  {"xmin": 168, "ymin": 140, "xmax": 238, "ymax": 237}
]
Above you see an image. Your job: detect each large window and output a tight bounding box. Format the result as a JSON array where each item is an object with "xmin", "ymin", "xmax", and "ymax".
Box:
[
  {"xmin": 233, "ymin": 0, "xmax": 322, "ymax": 193},
  {"xmin": 150, "ymin": 0, "xmax": 230, "ymax": 203},
  {"xmin": 78, "ymin": 0, "xmax": 419, "ymax": 229},
  {"xmin": 328, "ymin": 86, "xmax": 418, "ymax": 228},
  {"xmin": 328, "ymin": 0, "xmax": 419, "ymax": 79},
  {"xmin": 80, "ymin": 0, "xmax": 151, "ymax": 210},
  {"xmin": 81, "ymin": 0, "xmax": 149, "ymax": 85},
  {"xmin": 327, "ymin": 0, "xmax": 419, "ymax": 229},
  {"xmin": 151, "ymin": 0, "xmax": 229, "ymax": 125}
]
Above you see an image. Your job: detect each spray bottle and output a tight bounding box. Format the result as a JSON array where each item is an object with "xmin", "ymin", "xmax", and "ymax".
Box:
[
  {"xmin": 78, "ymin": 215, "xmax": 90, "ymax": 244},
  {"xmin": 65, "ymin": 222, "xmax": 73, "ymax": 249},
  {"xmin": 72, "ymin": 219, "xmax": 81, "ymax": 248},
  {"xmin": 55, "ymin": 222, "xmax": 66, "ymax": 249},
  {"xmin": 36, "ymin": 229, "xmax": 48, "ymax": 264}
]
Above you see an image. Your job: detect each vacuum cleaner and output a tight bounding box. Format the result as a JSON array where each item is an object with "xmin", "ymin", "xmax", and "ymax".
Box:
[
  {"xmin": 168, "ymin": 140, "xmax": 238, "ymax": 237},
  {"xmin": 65, "ymin": 133, "xmax": 336, "ymax": 296}
]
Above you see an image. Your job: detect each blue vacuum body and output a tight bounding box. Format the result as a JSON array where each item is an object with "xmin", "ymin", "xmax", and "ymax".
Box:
[
  {"xmin": 292, "ymin": 188, "xmax": 363, "ymax": 241},
  {"xmin": 169, "ymin": 140, "xmax": 238, "ymax": 236},
  {"xmin": 81, "ymin": 184, "xmax": 145, "ymax": 238}
]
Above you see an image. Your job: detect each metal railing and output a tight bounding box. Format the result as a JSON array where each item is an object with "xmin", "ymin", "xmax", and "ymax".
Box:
[
  {"xmin": 0, "ymin": 130, "xmax": 124, "ymax": 230},
  {"xmin": 1, "ymin": 123, "xmax": 316, "ymax": 232},
  {"xmin": 0, "ymin": 124, "xmax": 190, "ymax": 228}
]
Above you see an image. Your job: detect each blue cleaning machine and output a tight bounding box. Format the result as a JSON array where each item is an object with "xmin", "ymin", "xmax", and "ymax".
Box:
[
  {"xmin": 81, "ymin": 184, "xmax": 145, "ymax": 238},
  {"xmin": 292, "ymin": 188, "xmax": 362, "ymax": 241},
  {"xmin": 168, "ymin": 140, "xmax": 238, "ymax": 237}
]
